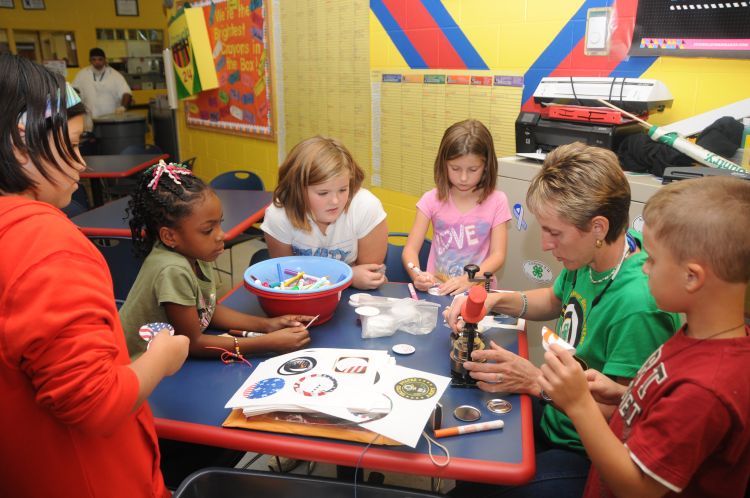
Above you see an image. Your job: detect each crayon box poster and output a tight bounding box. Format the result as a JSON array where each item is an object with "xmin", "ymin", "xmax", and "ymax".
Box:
[{"xmin": 186, "ymin": 0, "xmax": 273, "ymax": 139}]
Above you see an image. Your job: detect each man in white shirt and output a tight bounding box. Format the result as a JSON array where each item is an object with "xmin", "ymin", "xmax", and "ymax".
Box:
[{"xmin": 72, "ymin": 48, "xmax": 133, "ymax": 132}]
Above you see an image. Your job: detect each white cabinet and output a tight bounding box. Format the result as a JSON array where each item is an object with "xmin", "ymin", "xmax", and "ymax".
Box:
[{"xmin": 496, "ymin": 156, "xmax": 664, "ymax": 365}]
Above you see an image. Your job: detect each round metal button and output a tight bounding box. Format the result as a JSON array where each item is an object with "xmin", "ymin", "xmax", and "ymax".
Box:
[
  {"xmin": 392, "ymin": 343, "xmax": 416, "ymax": 355},
  {"xmin": 486, "ymin": 398, "xmax": 512, "ymax": 414},
  {"xmin": 453, "ymin": 405, "xmax": 481, "ymax": 422}
]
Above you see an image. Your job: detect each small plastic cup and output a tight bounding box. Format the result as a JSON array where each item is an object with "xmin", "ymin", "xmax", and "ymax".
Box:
[{"xmin": 355, "ymin": 305, "xmax": 381, "ymax": 335}]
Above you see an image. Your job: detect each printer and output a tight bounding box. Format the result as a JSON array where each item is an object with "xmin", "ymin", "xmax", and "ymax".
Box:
[{"xmin": 516, "ymin": 77, "xmax": 673, "ymax": 157}]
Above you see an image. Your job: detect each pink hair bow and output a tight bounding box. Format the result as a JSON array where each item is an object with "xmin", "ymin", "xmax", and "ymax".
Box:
[{"xmin": 148, "ymin": 160, "xmax": 193, "ymax": 190}]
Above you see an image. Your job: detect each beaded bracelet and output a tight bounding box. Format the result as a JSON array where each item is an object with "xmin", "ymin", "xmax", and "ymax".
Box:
[
  {"xmin": 233, "ymin": 337, "xmax": 241, "ymax": 357},
  {"xmin": 518, "ymin": 292, "xmax": 528, "ymax": 318}
]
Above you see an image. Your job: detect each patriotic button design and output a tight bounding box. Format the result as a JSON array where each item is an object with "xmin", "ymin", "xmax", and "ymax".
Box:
[
  {"xmin": 293, "ymin": 373, "xmax": 338, "ymax": 397},
  {"xmin": 243, "ymin": 377, "xmax": 285, "ymax": 399},
  {"xmin": 334, "ymin": 356, "xmax": 369, "ymax": 374},
  {"xmin": 277, "ymin": 356, "xmax": 317, "ymax": 375},
  {"xmin": 139, "ymin": 322, "xmax": 175, "ymax": 349}
]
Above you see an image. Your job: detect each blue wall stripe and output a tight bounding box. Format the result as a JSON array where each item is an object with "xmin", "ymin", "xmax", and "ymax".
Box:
[
  {"xmin": 420, "ymin": 0, "xmax": 489, "ymax": 69},
  {"xmin": 370, "ymin": 0, "xmax": 428, "ymax": 69},
  {"xmin": 522, "ymin": 0, "xmax": 611, "ymax": 103},
  {"xmin": 609, "ymin": 55, "xmax": 658, "ymax": 78}
]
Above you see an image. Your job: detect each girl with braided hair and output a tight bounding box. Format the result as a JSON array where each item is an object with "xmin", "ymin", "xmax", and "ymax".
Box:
[{"xmin": 120, "ymin": 161, "xmax": 314, "ymax": 361}]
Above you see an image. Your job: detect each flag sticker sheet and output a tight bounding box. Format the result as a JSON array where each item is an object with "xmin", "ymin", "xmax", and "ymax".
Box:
[{"xmin": 225, "ymin": 348, "xmax": 449, "ymax": 447}]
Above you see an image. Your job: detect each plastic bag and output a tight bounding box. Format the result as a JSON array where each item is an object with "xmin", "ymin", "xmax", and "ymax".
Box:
[{"xmin": 355, "ymin": 297, "xmax": 439, "ymax": 339}]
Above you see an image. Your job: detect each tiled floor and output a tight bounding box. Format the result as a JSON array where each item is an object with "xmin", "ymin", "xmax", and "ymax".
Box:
[{"xmin": 213, "ymin": 240, "xmax": 454, "ymax": 495}]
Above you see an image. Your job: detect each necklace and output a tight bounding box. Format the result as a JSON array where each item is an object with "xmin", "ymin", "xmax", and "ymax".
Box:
[
  {"xmin": 589, "ymin": 236, "xmax": 630, "ymax": 285},
  {"xmin": 685, "ymin": 323, "xmax": 746, "ymax": 341}
]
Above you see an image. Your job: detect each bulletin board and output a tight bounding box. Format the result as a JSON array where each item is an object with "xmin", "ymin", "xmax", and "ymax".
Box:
[
  {"xmin": 630, "ymin": 0, "xmax": 750, "ymax": 59},
  {"xmin": 371, "ymin": 70, "xmax": 523, "ymax": 197},
  {"xmin": 185, "ymin": 0, "xmax": 274, "ymax": 139}
]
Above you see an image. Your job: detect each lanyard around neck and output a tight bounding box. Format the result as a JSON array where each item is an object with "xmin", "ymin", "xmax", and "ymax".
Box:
[{"xmin": 93, "ymin": 68, "xmax": 106, "ymax": 82}]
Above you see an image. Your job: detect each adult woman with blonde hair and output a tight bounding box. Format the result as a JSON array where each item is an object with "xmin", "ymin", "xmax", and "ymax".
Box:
[
  {"xmin": 447, "ymin": 142, "xmax": 680, "ymax": 498},
  {"xmin": 262, "ymin": 136, "xmax": 388, "ymax": 289}
]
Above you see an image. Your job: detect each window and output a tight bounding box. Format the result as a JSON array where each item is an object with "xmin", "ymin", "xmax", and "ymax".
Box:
[
  {"xmin": 11, "ymin": 30, "xmax": 78, "ymax": 67},
  {"xmin": 95, "ymin": 27, "xmax": 165, "ymax": 91}
]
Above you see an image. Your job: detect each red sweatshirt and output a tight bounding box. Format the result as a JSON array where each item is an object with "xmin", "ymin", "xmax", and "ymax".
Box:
[{"xmin": 0, "ymin": 196, "xmax": 169, "ymax": 498}]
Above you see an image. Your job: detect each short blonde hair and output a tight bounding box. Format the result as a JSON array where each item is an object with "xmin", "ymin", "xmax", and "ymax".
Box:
[
  {"xmin": 273, "ymin": 136, "xmax": 365, "ymax": 231},
  {"xmin": 434, "ymin": 119, "xmax": 498, "ymax": 202},
  {"xmin": 527, "ymin": 142, "xmax": 630, "ymax": 243},
  {"xmin": 643, "ymin": 176, "xmax": 750, "ymax": 283}
]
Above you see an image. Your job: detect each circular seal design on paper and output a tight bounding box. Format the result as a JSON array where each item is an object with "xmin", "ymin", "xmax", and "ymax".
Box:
[
  {"xmin": 277, "ymin": 356, "xmax": 317, "ymax": 375},
  {"xmin": 243, "ymin": 377, "xmax": 285, "ymax": 399},
  {"xmin": 394, "ymin": 377, "xmax": 437, "ymax": 401},
  {"xmin": 293, "ymin": 373, "xmax": 338, "ymax": 397},
  {"xmin": 522, "ymin": 260, "xmax": 554, "ymax": 283}
]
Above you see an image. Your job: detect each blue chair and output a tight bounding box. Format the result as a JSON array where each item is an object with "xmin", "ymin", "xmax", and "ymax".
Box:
[
  {"xmin": 385, "ymin": 232, "xmax": 431, "ymax": 283},
  {"xmin": 249, "ymin": 247, "xmax": 270, "ymax": 267},
  {"xmin": 210, "ymin": 170, "xmax": 264, "ymax": 191},
  {"xmin": 209, "ymin": 170, "xmax": 266, "ymax": 282},
  {"xmin": 89, "ymin": 236, "xmax": 142, "ymax": 308}
]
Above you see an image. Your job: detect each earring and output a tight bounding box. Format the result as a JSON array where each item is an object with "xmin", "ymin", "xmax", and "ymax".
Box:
[{"xmin": 595, "ymin": 239, "xmax": 603, "ymax": 249}]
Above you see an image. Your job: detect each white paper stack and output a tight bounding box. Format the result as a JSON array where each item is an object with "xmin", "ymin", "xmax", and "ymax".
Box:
[{"xmin": 225, "ymin": 348, "xmax": 450, "ymax": 447}]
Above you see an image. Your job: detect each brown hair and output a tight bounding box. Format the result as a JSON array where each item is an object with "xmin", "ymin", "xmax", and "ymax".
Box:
[
  {"xmin": 643, "ymin": 176, "xmax": 750, "ymax": 283},
  {"xmin": 434, "ymin": 119, "xmax": 497, "ymax": 202},
  {"xmin": 273, "ymin": 136, "xmax": 365, "ymax": 231},
  {"xmin": 527, "ymin": 142, "xmax": 630, "ymax": 244}
]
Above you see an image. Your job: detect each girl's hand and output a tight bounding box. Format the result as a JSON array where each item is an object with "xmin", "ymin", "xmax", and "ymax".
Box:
[
  {"xmin": 263, "ymin": 314, "xmax": 314, "ymax": 332},
  {"xmin": 538, "ymin": 344, "xmax": 590, "ymax": 410},
  {"xmin": 438, "ymin": 275, "xmax": 473, "ymax": 296},
  {"xmin": 265, "ymin": 326, "xmax": 311, "ymax": 353},
  {"xmin": 465, "ymin": 340, "xmax": 542, "ymax": 395},
  {"xmin": 413, "ymin": 272, "xmax": 437, "ymax": 291},
  {"xmin": 352, "ymin": 263, "xmax": 387, "ymax": 290}
]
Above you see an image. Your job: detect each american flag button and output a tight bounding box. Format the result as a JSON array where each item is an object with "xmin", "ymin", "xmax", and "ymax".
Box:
[{"xmin": 138, "ymin": 322, "xmax": 175, "ymax": 346}]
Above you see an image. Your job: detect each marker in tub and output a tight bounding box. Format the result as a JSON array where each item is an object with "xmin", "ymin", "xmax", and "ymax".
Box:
[
  {"xmin": 309, "ymin": 277, "xmax": 330, "ymax": 290},
  {"xmin": 284, "ymin": 269, "xmax": 321, "ymax": 281},
  {"xmin": 282, "ymin": 272, "xmax": 304, "ymax": 287}
]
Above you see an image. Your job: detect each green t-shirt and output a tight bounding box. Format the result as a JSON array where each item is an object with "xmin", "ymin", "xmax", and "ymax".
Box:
[
  {"xmin": 120, "ymin": 242, "xmax": 217, "ymax": 360},
  {"xmin": 542, "ymin": 230, "xmax": 681, "ymax": 452}
]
